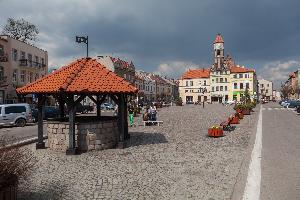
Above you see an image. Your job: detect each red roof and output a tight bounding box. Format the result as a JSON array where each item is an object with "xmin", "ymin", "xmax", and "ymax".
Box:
[
  {"xmin": 213, "ymin": 34, "xmax": 224, "ymax": 44},
  {"xmin": 16, "ymin": 58, "xmax": 138, "ymax": 94},
  {"xmin": 181, "ymin": 69, "xmax": 210, "ymax": 79},
  {"xmin": 230, "ymin": 66, "xmax": 255, "ymax": 73},
  {"xmin": 289, "ymin": 73, "xmax": 296, "ymax": 78}
]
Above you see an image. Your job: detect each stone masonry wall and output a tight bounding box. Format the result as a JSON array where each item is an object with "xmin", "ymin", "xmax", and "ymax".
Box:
[{"xmin": 47, "ymin": 120, "xmax": 118, "ymax": 152}]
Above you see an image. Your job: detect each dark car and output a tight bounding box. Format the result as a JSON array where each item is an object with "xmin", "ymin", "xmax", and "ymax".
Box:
[
  {"xmin": 287, "ymin": 100, "xmax": 300, "ymax": 108},
  {"xmin": 75, "ymin": 103, "xmax": 94, "ymax": 113},
  {"xmin": 32, "ymin": 106, "xmax": 59, "ymax": 121}
]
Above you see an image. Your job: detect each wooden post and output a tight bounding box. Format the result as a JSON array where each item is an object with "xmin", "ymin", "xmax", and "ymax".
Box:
[
  {"xmin": 117, "ymin": 94, "xmax": 125, "ymax": 148},
  {"xmin": 124, "ymin": 95, "xmax": 130, "ymax": 139},
  {"xmin": 36, "ymin": 94, "xmax": 45, "ymax": 149},
  {"xmin": 66, "ymin": 95, "xmax": 76, "ymax": 155},
  {"xmin": 96, "ymin": 95, "xmax": 101, "ymax": 117},
  {"xmin": 58, "ymin": 94, "xmax": 65, "ymax": 118}
]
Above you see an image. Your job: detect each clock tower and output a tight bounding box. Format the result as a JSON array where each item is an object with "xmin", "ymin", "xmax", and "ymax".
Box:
[{"xmin": 213, "ymin": 33, "xmax": 224, "ymax": 70}]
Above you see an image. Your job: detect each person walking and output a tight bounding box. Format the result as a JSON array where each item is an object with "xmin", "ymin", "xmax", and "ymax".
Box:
[{"xmin": 128, "ymin": 106, "xmax": 134, "ymax": 127}]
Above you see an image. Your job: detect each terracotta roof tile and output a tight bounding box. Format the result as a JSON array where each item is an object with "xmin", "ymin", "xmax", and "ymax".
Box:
[
  {"xmin": 16, "ymin": 58, "xmax": 138, "ymax": 94},
  {"xmin": 230, "ymin": 66, "xmax": 255, "ymax": 73},
  {"xmin": 181, "ymin": 69, "xmax": 210, "ymax": 79}
]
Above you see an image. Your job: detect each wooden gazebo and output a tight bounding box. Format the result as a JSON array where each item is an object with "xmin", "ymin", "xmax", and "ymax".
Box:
[{"xmin": 16, "ymin": 57, "xmax": 138, "ymax": 155}]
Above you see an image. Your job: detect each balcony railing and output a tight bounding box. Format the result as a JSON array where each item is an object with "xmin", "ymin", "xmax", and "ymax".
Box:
[
  {"xmin": 19, "ymin": 59, "xmax": 46, "ymax": 68},
  {"xmin": 0, "ymin": 54, "xmax": 8, "ymax": 62}
]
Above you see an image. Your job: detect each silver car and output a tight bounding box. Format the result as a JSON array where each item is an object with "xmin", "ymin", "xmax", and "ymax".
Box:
[{"xmin": 0, "ymin": 103, "xmax": 34, "ymax": 127}]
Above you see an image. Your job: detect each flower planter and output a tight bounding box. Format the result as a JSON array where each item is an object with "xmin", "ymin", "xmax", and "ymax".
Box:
[
  {"xmin": 208, "ymin": 128, "xmax": 224, "ymax": 137},
  {"xmin": 236, "ymin": 108, "xmax": 242, "ymax": 113},
  {"xmin": 235, "ymin": 112, "xmax": 244, "ymax": 119},
  {"xmin": 242, "ymin": 108, "xmax": 251, "ymax": 115},
  {"xmin": 231, "ymin": 116, "xmax": 240, "ymax": 124}
]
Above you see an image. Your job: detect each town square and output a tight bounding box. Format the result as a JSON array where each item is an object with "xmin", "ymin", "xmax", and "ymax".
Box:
[{"xmin": 1, "ymin": 0, "xmax": 300, "ymax": 200}]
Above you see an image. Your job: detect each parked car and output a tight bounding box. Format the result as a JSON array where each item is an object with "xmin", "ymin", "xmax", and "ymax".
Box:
[
  {"xmin": 75, "ymin": 103, "xmax": 94, "ymax": 113},
  {"xmin": 186, "ymin": 101, "xmax": 194, "ymax": 104},
  {"xmin": 286, "ymin": 100, "xmax": 300, "ymax": 108},
  {"xmin": 281, "ymin": 100, "xmax": 291, "ymax": 107},
  {"xmin": 296, "ymin": 106, "xmax": 300, "ymax": 113},
  {"xmin": 101, "ymin": 103, "xmax": 115, "ymax": 110},
  {"xmin": 0, "ymin": 103, "xmax": 34, "ymax": 127},
  {"xmin": 32, "ymin": 106, "xmax": 60, "ymax": 121}
]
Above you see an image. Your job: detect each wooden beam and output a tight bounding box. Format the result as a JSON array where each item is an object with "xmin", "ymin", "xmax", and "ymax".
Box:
[
  {"xmin": 110, "ymin": 94, "xmax": 120, "ymax": 105},
  {"xmin": 88, "ymin": 95, "xmax": 97, "ymax": 104},
  {"xmin": 36, "ymin": 94, "xmax": 46, "ymax": 149},
  {"xmin": 74, "ymin": 94, "xmax": 86, "ymax": 105},
  {"xmin": 58, "ymin": 94, "xmax": 65, "ymax": 118},
  {"xmin": 96, "ymin": 95, "xmax": 101, "ymax": 117}
]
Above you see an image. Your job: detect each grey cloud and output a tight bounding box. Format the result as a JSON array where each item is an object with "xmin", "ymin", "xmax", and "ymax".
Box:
[{"xmin": 1, "ymin": 0, "xmax": 300, "ymax": 79}]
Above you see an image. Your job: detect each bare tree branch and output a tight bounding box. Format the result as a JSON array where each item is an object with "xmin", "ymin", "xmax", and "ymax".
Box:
[{"xmin": 1, "ymin": 18, "xmax": 39, "ymax": 43}]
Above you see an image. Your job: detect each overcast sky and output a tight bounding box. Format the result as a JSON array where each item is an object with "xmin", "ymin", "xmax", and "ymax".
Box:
[{"xmin": 1, "ymin": 0, "xmax": 300, "ymax": 89}]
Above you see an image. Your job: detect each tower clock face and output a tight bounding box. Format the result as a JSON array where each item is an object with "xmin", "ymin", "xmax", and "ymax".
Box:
[{"xmin": 214, "ymin": 43, "xmax": 224, "ymax": 50}]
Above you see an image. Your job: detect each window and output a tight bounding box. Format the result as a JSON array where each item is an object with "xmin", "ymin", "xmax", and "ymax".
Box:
[
  {"xmin": 239, "ymin": 74, "xmax": 243, "ymax": 78},
  {"xmin": 246, "ymin": 83, "xmax": 249, "ymax": 89},
  {"xmin": 29, "ymin": 72, "xmax": 33, "ymax": 82},
  {"xmin": 21, "ymin": 51, "xmax": 25, "ymax": 59},
  {"xmin": 216, "ymin": 78, "xmax": 219, "ymax": 83},
  {"xmin": 204, "ymin": 80, "xmax": 206, "ymax": 85},
  {"xmin": 186, "ymin": 81, "xmax": 188, "ymax": 86},
  {"xmin": 217, "ymin": 50, "xmax": 220, "ymax": 55},
  {"xmin": 266, "ymin": 89, "xmax": 268, "ymax": 93},
  {"xmin": 240, "ymin": 83, "xmax": 244, "ymax": 89},
  {"xmin": 233, "ymin": 95, "xmax": 237, "ymax": 100},
  {"xmin": 260, "ymin": 84, "xmax": 264, "ymax": 88},
  {"xmin": 225, "ymin": 86, "xmax": 227, "ymax": 91},
  {"xmin": 199, "ymin": 81, "xmax": 202, "ymax": 85},
  {"xmin": 234, "ymin": 83, "xmax": 237, "ymax": 89},
  {"xmin": 267, "ymin": 84, "xmax": 269, "ymax": 87},
  {"xmin": 225, "ymin": 78, "xmax": 227, "ymax": 82},
  {"xmin": 220, "ymin": 86, "xmax": 223, "ymax": 91},
  {"xmin": 233, "ymin": 74, "xmax": 237, "ymax": 78},
  {"xmin": 41, "ymin": 58, "xmax": 45, "ymax": 65},
  {"xmin": 220, "ymin": 78, "xmax": 223, "ymax": 83},
  {"xmin": 5, "ymin": 106, "xmax": 26, "ymax": 114},
  {"xmin": 212, "ymin": 87, "xmax": 214, "ymax": 92},
  {"xmin": 21, "ymin": 70, "xmax": 26, "ymax": 82},
  {"xmin": 13, "ymin": 69, "xmax": 17, "ymax": 82},
  {"xmin": 28, "ymin": 54, "xmax": 32, "ymax": 66},
  {"xmin": 212, "ymin": 79, "xmax": 214, "ymax": 83},
  {"xmin": 190, "ymin": 81, "xmax": 193, "ymax": 86},
  {"xmin": 12, "ymin": 49, "xmax": 18, "ymax": 61},
  {"xmin": 0, "ymin": 66, "xmax": 3, "ymax": 80},
  {"xmin": 216, "ymin": 86, "xmax": 219, "ymax": 91},
  {"xmin": 185, "ymin": 90, "xmax": 188, "ymax": 93}
]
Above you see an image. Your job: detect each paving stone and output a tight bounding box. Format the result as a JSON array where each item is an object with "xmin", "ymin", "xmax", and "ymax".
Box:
[{"xmin": 18, "ymin": 104, "xmax": 258, "ymax": 200}]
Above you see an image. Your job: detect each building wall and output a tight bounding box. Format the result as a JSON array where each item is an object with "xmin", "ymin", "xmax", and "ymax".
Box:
[
  {"xmin": 179, "ymin": 78, "xmax": 211, "ymax": 104},
  {"xmin": 210, "ymin": 70, "xmax": 231, "ymax": 102},
  {"xmin": 258, "ymin": 79, "xmax": 273, "ymax": 100},
  {"xmin": 230, "ymin": 72, "xmax": 256, "ymax": 102},
  {"xmin": 0, "ymin": 35, "xmax": 48, "ymax": 103}
]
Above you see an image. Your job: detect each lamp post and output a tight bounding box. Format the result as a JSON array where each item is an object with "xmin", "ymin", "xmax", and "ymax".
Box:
[{"xmin": 76, "ymin": 36, "xmax": 89, "ymax": 57}]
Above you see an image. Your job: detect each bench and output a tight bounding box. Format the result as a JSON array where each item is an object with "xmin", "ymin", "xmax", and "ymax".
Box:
[
  {"xmin": 220, "ymin": 116, "xmax": 234, "ymax": 131},
  {"xmin": 142, "ymin": 121, "xmax": 164, "ymax": 126}
]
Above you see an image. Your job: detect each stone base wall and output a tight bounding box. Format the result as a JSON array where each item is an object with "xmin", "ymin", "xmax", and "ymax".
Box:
[{"xmin": 47, "ymin": 120, "xmax": 118, "ymax": 152}]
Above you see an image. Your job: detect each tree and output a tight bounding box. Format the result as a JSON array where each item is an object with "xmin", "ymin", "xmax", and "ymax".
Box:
[
  {"xmin": 280, "ymin": 83, "xmax": 292, "ymax": 99},
  {"xmin": 2, "ymin": 18, "xmax": 39, "ymax": 42}
]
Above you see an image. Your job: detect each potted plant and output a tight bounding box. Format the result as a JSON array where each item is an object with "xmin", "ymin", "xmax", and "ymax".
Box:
[
  {"xmin": 242, "ymin": 103, "xmax": 252, "ymax": 115},
  {"xmin": 208, "ymin": 125, "xmax": 224, "ymax": 137},
  {"xmin": 0, "ymin": 137, "xmax": 36, "ymax": 199}
]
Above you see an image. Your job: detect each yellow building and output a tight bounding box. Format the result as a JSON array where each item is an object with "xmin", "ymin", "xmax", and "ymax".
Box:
[
  {"xmin": 179, "ymin": 69, "xmax": 211, "ymax": 104},
  {"xmin": 229, "ymin": 65, "xmax": 257, "ymax": 102}
]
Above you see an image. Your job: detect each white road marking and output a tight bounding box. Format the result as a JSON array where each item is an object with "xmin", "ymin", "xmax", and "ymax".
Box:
[
  {"xmin": 268, "ymin": 108, "xmax": 272, "ymax": 110},
  {"xmin": 242, "ymin": 104, "xmax": 262, "ymax": 200},
  {"xmin": 262, "ymin": 108, "xmax": 266, "ymax": 110}
]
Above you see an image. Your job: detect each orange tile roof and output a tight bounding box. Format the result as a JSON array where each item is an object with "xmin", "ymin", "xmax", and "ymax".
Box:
[
  {"xmin": 16, "ymin": 58, "xmax": 138, "ymax": 94},
  {"xmin": 213, "ymin": 34, "xmax": 224, "ymax": 44},
  {"xmin": 230, "ymin": 65, "xmax": 255, "ymax": 73},
  {"xmin": 181, "ymin": 68, "xmax": 210, "ymax": 79}
]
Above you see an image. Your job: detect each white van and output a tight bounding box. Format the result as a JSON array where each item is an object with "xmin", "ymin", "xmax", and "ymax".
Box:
[{"xmin": 0, "ymin": 103, "xmax": 34, "ymax": 127}]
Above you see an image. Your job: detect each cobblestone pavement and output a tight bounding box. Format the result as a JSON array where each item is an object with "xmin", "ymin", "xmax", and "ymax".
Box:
[{"xmin": 18, "ymin": 104, "xmax": 259, "ymax": 200}]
